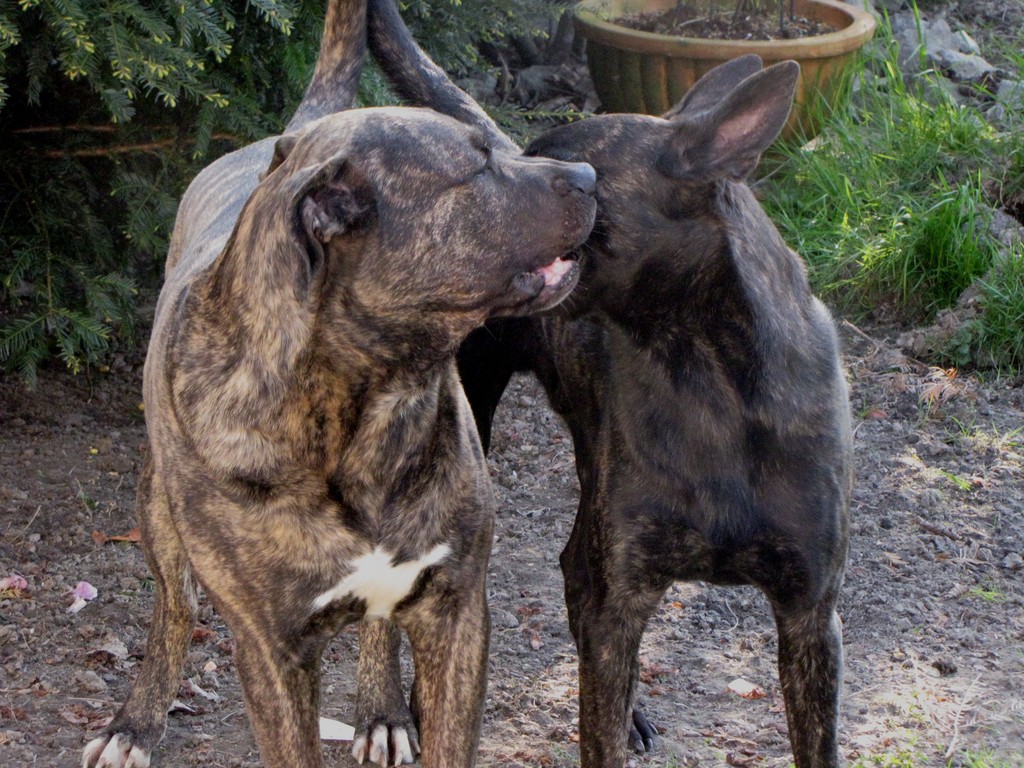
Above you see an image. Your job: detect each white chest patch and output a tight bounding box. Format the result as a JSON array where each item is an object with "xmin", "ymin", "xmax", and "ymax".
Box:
[{"xmin": 314, "ymin": 544, "xmax": 451, "ymax": 618}]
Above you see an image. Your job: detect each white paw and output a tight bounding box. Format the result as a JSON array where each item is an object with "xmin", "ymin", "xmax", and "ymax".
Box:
[
  {"xmin": 82, "ymin": 733, "xmax": 152, "ymax": 768},
  {"xmin": 351, "ymin": 724, "xmax": 417, "ymax": 767}
]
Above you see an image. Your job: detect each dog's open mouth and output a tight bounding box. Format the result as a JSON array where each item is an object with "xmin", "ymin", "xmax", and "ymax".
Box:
[{"xmin": 508, "ymin": 252, "xmax": 581, "ymax": 310}]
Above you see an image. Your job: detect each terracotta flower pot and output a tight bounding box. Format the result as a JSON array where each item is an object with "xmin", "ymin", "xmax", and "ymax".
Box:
[{"xmin": 573, "ymin": 0, "xmax": 876, "ymax": 138}]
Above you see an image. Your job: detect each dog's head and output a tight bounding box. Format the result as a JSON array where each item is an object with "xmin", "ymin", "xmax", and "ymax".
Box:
[
  {"xmin": 242, "ymin": 108, "xmax": 596, "ymax": 350},
  {"xmin": 523, "ymin": 57, "xmax": 798, "ymax": 317}
]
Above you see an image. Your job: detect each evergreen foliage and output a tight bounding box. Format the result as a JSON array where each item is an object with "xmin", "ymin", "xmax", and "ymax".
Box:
[{"xmin": 0, "ymin": 0, "xmax": 537, "ymax": 385}]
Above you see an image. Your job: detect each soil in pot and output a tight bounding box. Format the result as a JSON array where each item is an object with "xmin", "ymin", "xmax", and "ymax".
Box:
[{"xmin": 620, "ymin": 3, "xmax": 839, "ymax": 41}]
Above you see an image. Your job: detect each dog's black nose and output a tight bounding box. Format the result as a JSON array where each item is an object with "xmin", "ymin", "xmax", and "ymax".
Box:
[{"xmin": 553, "ymin": 162, "xmax": 597, "ymax": 196}]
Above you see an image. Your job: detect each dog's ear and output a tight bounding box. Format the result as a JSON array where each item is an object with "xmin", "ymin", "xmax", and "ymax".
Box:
[
  {"xmin": 260, "ymin": 134, "xmax": 299, "ymax": 181},
  {"xmin": 662, "ymin": 54, "xmax": 764, "ymax": 120},
  {"xmin": 659, "ymin": 60, "xmax": 799, "ymax": 182},
  {"xmin": 293, "ymin": 155, "xmax": 376, "ymax": 288}
]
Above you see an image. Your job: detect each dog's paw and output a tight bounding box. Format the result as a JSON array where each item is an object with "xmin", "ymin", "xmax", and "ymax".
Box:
[
  {"xmin": 628, "ymin": 704, "xmax": 658, "ymax": 753},
  {"xmin": 352, "ymin": 722, "xmax": 420, "ymax": 767},
  {"xmin": 82, "ymin": 733, "xmax": 152, "ymax": 768}
]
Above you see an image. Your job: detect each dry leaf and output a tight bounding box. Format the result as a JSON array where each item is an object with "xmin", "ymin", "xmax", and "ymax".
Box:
[
  {"xmin": 59, "ymin": 708, "xmax": 90, "ymax": 725},
  {"xmin": 727, "ymin": 678, "xmax": 766, "ymax": 699},
  {"xmin": 183, "ymin": 678, "xmax": 221, "ymax": 703},
  {"xmin": 191, "ymin": 626, "xmax": 216, "ymax": 643},
  {"xmin": 88, "ymin": 637, "xmax": 129, "ymax": 662},
  {"xmin": 726, "ymin": 750, "xmax": 761, "ymax": 766},
  {"xmin": 640, "ymin": 663, "xmax": 676, "ymax": 684},
  {"xmin": 93, "ymin": 528, "xmax": 141, "ymax": 545},
  {"xmin": 0, "ymin": 574, "xmax": 28, "ymax": 598},
  {"xmin": 919, "ymin": 366, "xmax": 975, "ymax": 408},
  {"xmin": 883, "ymin": 552, "xmax": 906, "ymax": 567},
  {"xmin": 108, "ymin": 527, "xmax": 142, "ymax": 543},
  {"xmin": 528, "ymin": 629, "xmax": 543, "ymax": 650}
]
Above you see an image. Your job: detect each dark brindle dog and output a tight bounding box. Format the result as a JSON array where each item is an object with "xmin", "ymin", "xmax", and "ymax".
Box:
[
  {"xmin": 81, "ymin": 1, "xmax": 597, "ymax": 766},
  {"xmin": 364, "ymin": 3, "xmax": 854, "ymax": 766}
]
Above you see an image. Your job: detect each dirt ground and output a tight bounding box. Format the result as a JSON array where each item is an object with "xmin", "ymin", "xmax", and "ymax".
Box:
[
  {"xmin": 3, "ymin": 0, "xmax": 1024, "ymax": 763},
  {"xmin": 1, "ymin": 315, "xmax": 1023, "ymax": 768}
]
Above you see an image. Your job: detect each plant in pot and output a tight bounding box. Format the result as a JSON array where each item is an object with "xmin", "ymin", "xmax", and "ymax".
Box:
[{"xmin": 573, "ymin": 0, "xmax": 877, "ymax": 138}]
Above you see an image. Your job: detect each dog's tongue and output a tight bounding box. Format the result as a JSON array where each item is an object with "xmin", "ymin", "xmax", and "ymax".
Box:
[
  {"xmin": 534, "ymin": 255, "xmax": 575, "ymax": 286},
  {"xmin": 512, "ymin": 255, "xmax": 576, "ymax": 300}
]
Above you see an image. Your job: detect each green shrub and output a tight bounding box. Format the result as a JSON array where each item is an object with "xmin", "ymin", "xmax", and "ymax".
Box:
[
  {"xmin": 0, "ymin": 0, "xmax": 544, "ymax": 385},
  {"xmin": 763, "ymin": 10, "xmax": 1023, "ymax": 370},
  {"xmin": 0, "ymin": 0, "xmax": 330, "ymax": 385}
]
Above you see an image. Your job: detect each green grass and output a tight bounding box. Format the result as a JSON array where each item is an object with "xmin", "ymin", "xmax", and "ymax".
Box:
[
  {"xmin": 849, "ymin": 747, "xmax": 1023, "ymax": 768},
  {"xmin": 762, "ymin": 5, "xmax": 1024, "ymax": 371},
  {"xmin": 959, "ymin": 751, "xmax": 1024, "ymax": 768},
  {"xmin": 851, "ymin": 748, "xmax": 921, "ymax": 768}
]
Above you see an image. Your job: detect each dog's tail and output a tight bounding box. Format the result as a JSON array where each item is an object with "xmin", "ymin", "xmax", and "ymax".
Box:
[
  {"xmin": 366, "ymin": 0, "xmax": 518, "ymax": 153},
  {"xmin": 286, "ymin": 0, "xmax": 367, "ymax": 132}
]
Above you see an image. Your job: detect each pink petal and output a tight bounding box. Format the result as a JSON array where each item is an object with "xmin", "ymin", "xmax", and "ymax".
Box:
[
  {"xmin": 0, "ymin": 574, "xmax": 28, "ymax": 591},
  {"xmin": 71, "ymin": 581, "xmax": 98, "ymax": 600}
]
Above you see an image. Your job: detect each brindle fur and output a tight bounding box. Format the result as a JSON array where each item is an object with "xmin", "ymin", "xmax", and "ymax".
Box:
[
  {"xmin": 365, "ymin": 4, "xmax": 853, "ymax": 766},
  {"xmin": 81, "ymin": 1, "xmax": 597, "ymax": 766}
]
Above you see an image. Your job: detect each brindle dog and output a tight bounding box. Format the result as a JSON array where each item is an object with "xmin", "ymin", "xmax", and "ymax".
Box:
[
  {"xmin": 365, "ymin": 3, "xmax": 854, "ymax": 767},
  {"xmin": 81, "ymin": 1, "xmax": 596, "ymax": 766}
]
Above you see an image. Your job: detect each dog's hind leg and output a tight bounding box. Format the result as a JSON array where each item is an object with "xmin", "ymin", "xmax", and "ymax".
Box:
[
  {"xmin": 772, "ymin": 595, "xmax": 844, "ymax": 768},
  {"xmin": 83, "ymin": 458, "xmax": 196, "ymax": 768},
  {"xmin": 353, "ymin": 618, "xmax": 420, "ymax": 765}
]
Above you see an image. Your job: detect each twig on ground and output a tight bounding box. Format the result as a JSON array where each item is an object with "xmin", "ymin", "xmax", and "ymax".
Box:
[{"xmin": 943, "ymin": 674, "xmax": 981, "ymax": 760}]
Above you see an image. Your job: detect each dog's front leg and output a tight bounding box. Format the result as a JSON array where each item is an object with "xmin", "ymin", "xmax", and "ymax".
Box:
[
  {"xmin": 354, "ymin": 618, "xmax": 420, "ymax": 765},
  {"xmin": 562, "ymin": 513, "xmax": 663, "ymax": 767},
  {"xmin": 84, "ymin": 459, "xmax": 196, "ymax": 768},
  {"xmin": 773, "ymin": 596, "xmax": 844, "ymax": 768},
  {"xmin": 402, "ymin": 583, "xmax": 489, "ymax": 767},
  {"xmin": 229, "ymin": 623, "xmax": 325, "ymax": 767}
]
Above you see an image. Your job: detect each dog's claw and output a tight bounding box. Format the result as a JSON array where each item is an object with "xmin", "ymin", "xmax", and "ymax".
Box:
[
  {"xmin": 391, "ymin": 727, "xmax": 415, "ymax": 766},
  {"xmin": 629, "ymin": 705, "xmax": 658, "ymax": 753},
  {"xmin": 352, "ymin": 734, "xmax": 368, "ymax": 764},
  {"xmin": 82, "ymin": 733, "xmax": 152, "ymax": 768}
]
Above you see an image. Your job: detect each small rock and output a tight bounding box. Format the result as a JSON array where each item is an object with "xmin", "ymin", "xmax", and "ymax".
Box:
[
  {"xmin": 495, "ymin": 610, "xmax": 521, "ymax": 629},
  {"xmin": 955, "ymin": 30, "xmax": 981, "ymax": 56},
  {"xmin": 74, "ymin": 669, "xmax": 108, "ymax": 693},
  {"xmin": 1001, "ymin": 553, "xmax": 1024, "ymax": 571},
  {"xmin": 0, "ymin": 486, "xmax": 28, "ymax": 501},
  {"xmin": 935, "ymin": 49, "xmax": 997, "ymax": 83},
  {"xmin": 996, "ymin": 79, "xmax": 1024, "ymax": 110},
  {"xmin": 921, "ymin": 440, "xmax": 950, "ymax": 458}
]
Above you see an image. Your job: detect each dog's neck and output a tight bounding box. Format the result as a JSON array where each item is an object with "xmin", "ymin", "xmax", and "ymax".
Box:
[
  {"xmin": 597, "ymin": 183, "xmax": 820, "ymax": 403},
  {"xmin": 173, "ymin": 223, "xmax": 469, "ymax": 490}
]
